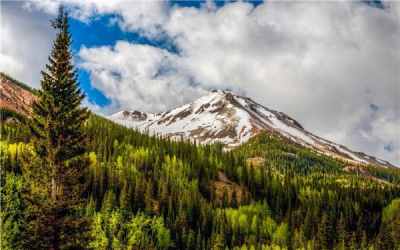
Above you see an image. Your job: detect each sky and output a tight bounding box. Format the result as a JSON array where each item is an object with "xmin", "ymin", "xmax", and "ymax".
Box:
[{"xmin": 1, "ymin": 0, "xmax": 399, "ymax": 166}]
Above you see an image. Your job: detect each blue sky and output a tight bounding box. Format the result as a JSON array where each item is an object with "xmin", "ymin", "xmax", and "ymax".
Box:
[
  {"xmin": 69, "ymin": 15, "xmax": 157, "ymax": 107},
  {"xmin": 1, "ymin": 0, "xmax": 399, "ymax": 165}
]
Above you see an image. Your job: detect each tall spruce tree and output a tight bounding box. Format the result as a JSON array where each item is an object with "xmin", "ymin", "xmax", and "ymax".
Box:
[{"xmin": 24, "ymin": 6, "xmax": 90, "ymax": 250}]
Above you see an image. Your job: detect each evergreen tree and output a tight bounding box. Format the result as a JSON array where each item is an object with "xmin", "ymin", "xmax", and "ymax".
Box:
[
  {"xmin": 316, "ymin": 214, "xmax": 329, "ymax": 250},
  {"xmin": 360, "ymin": 231, "xmax": 368, "ymax": 250},
  {"xmin": 212, "ymin": 234, "xmax": 225, "ymax": 250},
  {"xmin": 336, "ymin": 215, "xmax": 347, "ymax": 250},
  {"xmin": 302, "ymin": 210, "xmax": 313, "ymax": 240},
  {"xmin": 376, "ymin": 223, "xmax": 395, "ymax": 250},
  {"xmin": 23, "ymin": 6, "xmax": 90, "ymax": 249},
  {"xmin": 119, "ymin": 181, "xmax": 131, "ymax": 213},
  {"xmin": 348, "ymin": 232, "xmax": 358, "ymax": 250}
]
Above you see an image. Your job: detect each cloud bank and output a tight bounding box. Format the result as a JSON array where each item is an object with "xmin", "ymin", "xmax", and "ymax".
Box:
[{"xmin": 5, "ymin": 1, "xmax": 400, "ymax": 165}]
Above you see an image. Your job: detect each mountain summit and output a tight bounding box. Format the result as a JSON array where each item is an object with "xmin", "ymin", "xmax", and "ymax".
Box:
[{"xmin": 109, "ymin": 90, "xmax": 395, "ymax": 168}]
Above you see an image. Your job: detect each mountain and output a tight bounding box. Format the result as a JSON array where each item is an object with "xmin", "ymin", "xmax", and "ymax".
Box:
[
  {"xmin": 0, "ymin": 72, "xmax": 36, "ymax": 117},
  {"xmin": 3, "ymin": 73, "xmax": 400, "ymax": 250},
  {"xmin": 0, "ymin": 71, "xmax": 394, "ymax": 168},
  {"xmin": 110, "ymin": 90, "xmax": 395, "ymax": 168}
]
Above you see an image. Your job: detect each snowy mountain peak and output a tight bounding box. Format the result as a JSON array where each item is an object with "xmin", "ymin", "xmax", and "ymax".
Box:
[{"xmin": 109, "ymin": 90, "xmax": 395, "ymax": 168}]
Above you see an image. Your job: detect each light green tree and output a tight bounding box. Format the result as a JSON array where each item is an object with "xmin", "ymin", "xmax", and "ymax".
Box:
[
  {"xmin": 273, "ymin": 223, "xmax": 289, "ymax": 247},
  {"xmin": 88, "ymin": 214, "xmax": 108, "ymax": 250},
  {"xmin": 126, "ymin": 213, "xmax": 172, "ymax": 250},
  {"xmin": 0, "ymin": 173, "xmax": 26, "ymax": 250}
]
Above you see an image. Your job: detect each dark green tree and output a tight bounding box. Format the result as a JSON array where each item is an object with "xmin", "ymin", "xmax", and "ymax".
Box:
[
  {"xmin": 23, "ymin": 6, "xmax": 90, "ymax": 249},
  {"xmin": 336, "ymin": 214, "xmax": 347, "ymax": 250},
  {"xmin": 316, "ymin": 214, "xmax": 329, "ymax": 250},
  {"xmin": 376, "ymin": 223, "xmax": 395, "ymax": 250}
]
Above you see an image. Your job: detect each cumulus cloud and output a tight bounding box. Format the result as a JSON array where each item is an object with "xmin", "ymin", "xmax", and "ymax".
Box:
[
  {"xmin": 79, "ymin": 41, "xmax": 206, "ymax": 113},
  {"xmin": 24, "ymin": 0, "xmax": 169, "ymax": 37},
  {"xmin": 0, "ymin": 2, "xmax": 55, "ymax": 87},
  {"xmin": 7, "ymin": 1, "xmax": 400, "ymax": 165}
]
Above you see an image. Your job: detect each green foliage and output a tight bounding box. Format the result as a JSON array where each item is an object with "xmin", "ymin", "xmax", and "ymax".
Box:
[
  {"xmin": 127, "ymin": 213, "xmax": 172, "ymax": 250},
  {"xmin": 0, "ymin": 173, "xmax": 26, "ymax": 250},
  {"xmin": 381, "ymin": 198, "xmax": 400, "ymax": 249},
  {"xmin": 382, "ymin": 198, "xmax": 400, "ymax": 223},
  {"xmin": 89, "ymin": 211, "xmax": 172, "ymax": 250},
  {"xmin": 0, "ymin": 109, "xmax": 30, "ymax": 143},
  {"xmin": 3, "ymin": 111, "xmax": 400, "ymax": 249},
  {"xmin": 0, "ymin": 108, "xmax": 27, "ymax": 123},
  {"xmin": 272, "ymin": 223, "xmax": 289, "ymax": 247},
  {"xmin": 88, "ymin": 213, "xmax": 108, "ymax": 249}
]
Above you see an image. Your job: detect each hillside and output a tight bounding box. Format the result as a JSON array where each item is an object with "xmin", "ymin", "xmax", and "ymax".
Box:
[
  {"xmin": 110, "ymin": 90, "xmax": 395, "ymax": 168},
  {"xmin": 0, "ymin": 72, "xmax": 36, "ymax": 117}
]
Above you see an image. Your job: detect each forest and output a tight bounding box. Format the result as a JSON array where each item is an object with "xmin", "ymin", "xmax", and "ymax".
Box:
[
  {"xmin": 1, "ymin": 7, "xmax": 400, "ymax": 250},
  {"xmin": 2, "ymin": 108, "xmax": 400, "ymax": 249}
]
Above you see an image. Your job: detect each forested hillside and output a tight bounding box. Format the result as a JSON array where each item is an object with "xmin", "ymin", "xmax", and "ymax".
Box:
[{"xmin": 2, "ymin": 113, "xmax": 400, "ymax": 249}]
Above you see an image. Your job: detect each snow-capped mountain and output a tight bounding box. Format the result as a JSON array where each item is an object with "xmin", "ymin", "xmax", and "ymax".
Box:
[{"xmin": 109, "ymin": 90, "xmax": 395, "ymax": 168}]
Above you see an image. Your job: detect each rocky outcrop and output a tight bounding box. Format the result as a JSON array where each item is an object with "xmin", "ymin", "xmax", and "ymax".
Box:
[{"xmin": 0, "ymin": 73, "xmax": 36, "ymax": 116}]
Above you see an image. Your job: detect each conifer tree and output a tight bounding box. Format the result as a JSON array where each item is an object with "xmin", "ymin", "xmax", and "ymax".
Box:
[
  {"xmin": 336, "ymin": 215, "xmax": 347, "ymax": 250},
  {"xmin": 316, "ymin": 214, "xmax": 329, "ymax": 250},
  {"xmin": 24, "ymin": 6, "xmax": 90, "ymax": 249}
]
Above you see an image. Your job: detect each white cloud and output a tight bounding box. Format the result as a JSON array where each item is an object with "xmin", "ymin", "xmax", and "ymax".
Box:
[
  {"xmin": 6, "ymin": 1, "xmax": 400, "ymax": 165},
  {"xmin": 0, "ymin": 2, "xmax": 55, "ymax": 87},
  {"xmin": 79, "ymin": 41, "xmax": 206, "ymax": 113},
  {"xmin": 24, "ymin": 0, "xmax": 169, "ymax": 37}
]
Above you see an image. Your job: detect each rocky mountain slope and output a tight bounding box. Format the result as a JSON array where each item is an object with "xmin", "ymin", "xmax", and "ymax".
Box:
[
  {"xmin": 0, "ymin": 72, "xmax": 36, "ymax": 116},
  {"xmin": 110, "ymin": 90, "xmax": 395, "ymax": 168}
]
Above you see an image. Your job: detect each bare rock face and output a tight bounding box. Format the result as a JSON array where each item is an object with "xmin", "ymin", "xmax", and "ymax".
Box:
[
  {"xmin": 0, "ymin": 73, "xmax": 36, "ymax": 116},
  {"xmin": 121, "ymin": 110, "xmax": 148, "ymax": 121},
  {"xmin": 246, "ymin": 157, "xmax": 266, "ymax": 168},
  {"xmin": 211, "ymin": 171, "xmax": 250, "ymax": 205},
  {"xmin": 109, "ymin": 90, "xmax": 396, "ymax": 168}
]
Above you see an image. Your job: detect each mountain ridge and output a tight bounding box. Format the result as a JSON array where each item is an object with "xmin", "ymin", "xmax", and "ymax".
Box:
[
  {"xmin": 0, "ymin": 72, "xmax": 395, "ymax": 168},
  {"xmin": 109, "ymin": 90, "xmax": 396, "ymax": 168}
]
